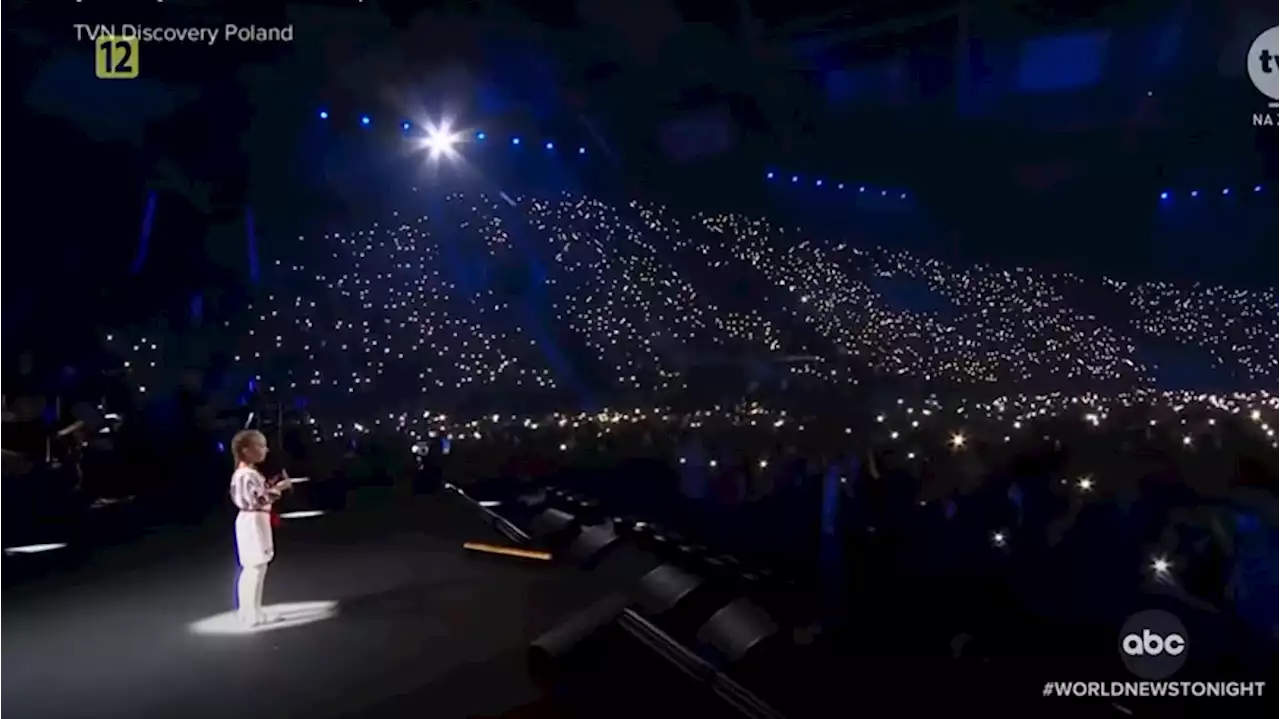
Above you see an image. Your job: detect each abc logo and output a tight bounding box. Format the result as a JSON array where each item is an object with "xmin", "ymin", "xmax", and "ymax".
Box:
[
  {"xmin": 1122, "ymin": 629, "xmax": 1185, "ymax": 656},
  {"xmin": 1118, "ymin": 610, "xmax": 1189, "ymax": 679}
]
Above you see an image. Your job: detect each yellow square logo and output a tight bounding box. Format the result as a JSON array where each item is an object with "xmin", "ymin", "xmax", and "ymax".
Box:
[{"xmin": 95, "ymin": 36, "xmax": 138, "ymax": 79}]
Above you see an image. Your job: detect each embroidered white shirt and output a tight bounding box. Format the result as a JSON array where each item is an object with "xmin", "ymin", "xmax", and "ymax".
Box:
[{"xmin": 229, "ymin": 467, "xmax": 281, "ymax": 512}]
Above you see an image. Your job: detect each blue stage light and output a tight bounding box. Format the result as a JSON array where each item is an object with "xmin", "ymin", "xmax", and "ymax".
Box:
[
  {"xmin": 791, "ymin": 175, "xmax": 799, "ymax": 183},
  {"xmin": 1190, "ymin": 190, "xmax": 1198, "ymax": 197},
  {"xmin": 1222, "ymin": 188, "xmax": 1230, "ymax": 195},
  {"xmin": 859, "ymin": 186, "xmax": 865, "ymax": 192},
  {"xmin": 401, "ymin": 121, "xmax": 411, "ymax": 131},
  {"xmin": 837, "ymin": 183, "xmax": 844, "ymax": 190},
  {"xmin": 360, "ymin": 116, "xmax": 370, "ymax": 126},
  {"xmin": 1254, "ymin": 185, "xmax": 1262, "ymax": 192},
  {"xmin": 900, "ymin": 193, "xmax": 907, "ymax": 199},
  {"xmin": 545, "ymin": 141, "xmax": 554, "ymax": 150},
  {"xmin": 512, "ymin": 137, "xmax": 521, "ymax": 145},
  {"xmin": 578, "ymin": 147, "xmax": 585, "ymax": 155},
  {"xmin": 476, "ymin": 132, "xmax": 486, "ymax": 140},
  {"xmin": 319, "ymin": 110, "xmax": 328, "ymax": 120},
  {"xmin": 767, "ymin": 172, "xmax": 775, "ymax": 179},
  {"xmin": 1160, "ymin": 191, "xmax": 1169, "ymax": 200},
  {"xmin": 816, "ymin": 180, "xmax": 823, "ymax": 187},
  {"xmin": 880, "ymin": 190, "xmax": 887, "ymax": 196}
]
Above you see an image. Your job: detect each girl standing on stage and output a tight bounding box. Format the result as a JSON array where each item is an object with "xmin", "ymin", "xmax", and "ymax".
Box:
[{"xmin": 229, "ymin": 429, "xmax": 292, "ymax": 627}]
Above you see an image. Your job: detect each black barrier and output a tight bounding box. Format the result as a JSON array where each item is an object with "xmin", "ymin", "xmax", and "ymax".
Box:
[
  {"xmin": 530, "ymin": 507, "xmax": 580, "ymax": 544},
  {"xmin": 591, "ymin": 541, "xmax": 665, "ymax": 588},
  {"xmin": 448, "ymin": 483, "xmax": 786, "ymax": 719},
  {"xmin": 566, "ymin": 523, "xmax": 623, "ymax": 568},
  {"xmin": 618, "ymin": 609, "xmax": 787, "ymax": 719},
  {"xmin": 696, "ymin": 598, "xmax": 781, "ymax": 665},
  {"xmin": 635, "ymin": 564, "xmax": 729, "ymax": 641},
  {"xmin": 636, "ymin": 564, "xmax": 704, "ymax": 616},
  {"xmin": 528, "ymin": 592, "xmax": 631, "ymax": 677}
]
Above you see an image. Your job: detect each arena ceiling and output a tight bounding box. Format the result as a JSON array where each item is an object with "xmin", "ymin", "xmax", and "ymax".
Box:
[{"xmin": 15, "ymin": 0, "xmax": 1272, "ymax": 208}]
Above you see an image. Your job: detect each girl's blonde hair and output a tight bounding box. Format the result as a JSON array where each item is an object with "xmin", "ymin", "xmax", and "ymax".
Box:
[{"xmin": 230, "ymin": 429, "xmax": 266, "ymax": 465}]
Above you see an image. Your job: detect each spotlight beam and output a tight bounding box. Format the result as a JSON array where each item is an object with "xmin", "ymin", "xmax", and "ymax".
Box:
[{"xmin": 420, "ymin": 121, "xmax": 462, "ymax": 161}]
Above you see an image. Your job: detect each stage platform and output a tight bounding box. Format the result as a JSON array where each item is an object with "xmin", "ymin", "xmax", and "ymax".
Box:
[{"xmin": 2, "ymin": 492, "xmax": 608, "ymax": 719}]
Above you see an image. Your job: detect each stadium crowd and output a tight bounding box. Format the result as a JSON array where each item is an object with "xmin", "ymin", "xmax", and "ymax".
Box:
[
  {"xmin": 32, "ymin": 191, "xmax": 1272, "ymax": 711},
  {"xmin": 108, "ymin": 191, "xmax": 1278, "ymax": 425}
]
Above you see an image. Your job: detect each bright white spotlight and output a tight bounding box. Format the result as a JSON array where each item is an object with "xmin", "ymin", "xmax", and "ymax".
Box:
[
  {"xmin": 421, "ymin": 122, "xmax": 462, "ymax": 160},
  {"xmin": 5, "ymin": 543, "xmax": 69, "ymax": 556},
  {"xmin": 188, "ymin": 601, "xmax": 339, "ymax": 636}
]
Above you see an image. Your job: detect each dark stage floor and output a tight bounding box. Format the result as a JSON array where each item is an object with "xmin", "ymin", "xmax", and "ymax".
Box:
[{"xmin": 2, "ymin": 493, "xmax": 607, "ymax": 719}]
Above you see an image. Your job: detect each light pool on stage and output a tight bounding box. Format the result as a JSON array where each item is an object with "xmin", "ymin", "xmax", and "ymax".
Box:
[{"xmin": 189, "ymin": 601, "xmax": 339, "ymax": 636}]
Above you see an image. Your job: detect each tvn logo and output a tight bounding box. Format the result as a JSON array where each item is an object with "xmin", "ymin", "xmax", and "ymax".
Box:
[{"xmin": 1248, "ymin": 26, "xmax": 1278, "ymax": 127}]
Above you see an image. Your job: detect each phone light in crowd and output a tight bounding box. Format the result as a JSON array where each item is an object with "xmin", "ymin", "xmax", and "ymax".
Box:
[
  {"xmin": 1150, "ymin": 555, "xmax": 1173, "ymax": 577},
  {"xmin": 991, "ymin": 531, "xmax": 1007, "ymax": 547},
  {"xmin": 360, "ymin": 116, "xmax": 371, "ymax": 126},
  {"xmin": 278, "ymin": 510, "xmax": 325, "ymax": 520},
  {"xmin": 1076, "ymin": 476, "xmax": 1094, "ymax": 491},
  {"xmin": 318, "ymin": 110, "xmax": 328, "ymax": 119},
  {"xmin": 4, "ymin": 543, "xmax": 69, "ymax": 556}
]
